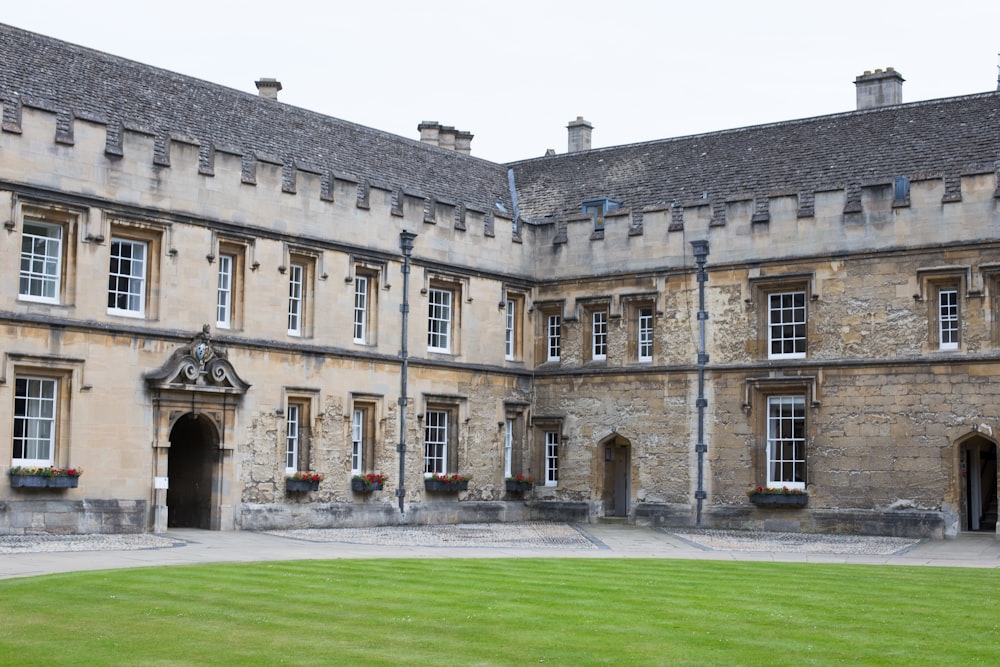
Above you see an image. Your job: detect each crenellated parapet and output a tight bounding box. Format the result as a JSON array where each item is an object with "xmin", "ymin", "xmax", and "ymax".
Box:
[
  {"xmin": 527, "ymin": 166, "xmax": 1000, "ymax": 276},
  {"xmin": 0, "ymin": 99, "xmax": 519, "ymax": 273}
]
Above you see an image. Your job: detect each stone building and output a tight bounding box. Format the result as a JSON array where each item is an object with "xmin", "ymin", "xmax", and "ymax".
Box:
[{"xmin": 2, "ymin": 23, "xmax": 999, "ymax": 538}]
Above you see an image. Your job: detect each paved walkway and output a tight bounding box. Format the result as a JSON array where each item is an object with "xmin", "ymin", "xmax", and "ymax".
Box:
[{"xmin": 2, "ymin": 523, "xmax": 999, "ymax": 580}]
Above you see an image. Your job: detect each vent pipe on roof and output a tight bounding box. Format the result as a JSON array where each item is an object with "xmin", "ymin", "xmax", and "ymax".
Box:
[
  {"xmin": 854, "ymin": 68, "xmax": 904, "ymax": 110},
  {"xmin": 567, "ymin": 116, "xmax": 593, "ymax": 153},
  {"xmin": 255, "ymin": 78, "xmax": 282, "ymax": 100}
]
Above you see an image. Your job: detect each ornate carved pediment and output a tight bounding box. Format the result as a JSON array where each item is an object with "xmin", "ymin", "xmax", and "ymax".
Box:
[{"xmin": 145, "ymin": 326, "xmax": 251, "ymax": 394}]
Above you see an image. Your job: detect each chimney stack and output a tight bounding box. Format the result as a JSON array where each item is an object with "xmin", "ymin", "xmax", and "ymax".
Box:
[
  {"xmin": 417, "ymin": 121, "xmax": 474, "ymax": 154},
  {"xmin": 255, "ymin": 77, "xmax": 283, "ymax": 100},
  {"xmin": 854, "ymin": 68, "xmax": 903, "ymax": 110},
  {"xmin": 567, "ymin": 116, "xmax": 593, "ymax": 153}
]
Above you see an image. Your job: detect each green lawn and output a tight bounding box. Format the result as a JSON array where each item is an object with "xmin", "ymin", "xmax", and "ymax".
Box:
[{"xmin": 1, "ymin": 559, "xmax": 998, "ymax": 666}]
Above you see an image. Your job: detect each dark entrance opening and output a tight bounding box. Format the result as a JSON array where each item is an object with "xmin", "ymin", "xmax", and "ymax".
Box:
[
  {"xmin": 167, "ymin": 413, "xmax": 217, "ymax": 529},
  {"xmin": 602, "ymin": 435, "xmax": 631, "ymax": 518},
  {"xmin": 962, "ymin": 437, "xmax": 998, "ymax": 532}
]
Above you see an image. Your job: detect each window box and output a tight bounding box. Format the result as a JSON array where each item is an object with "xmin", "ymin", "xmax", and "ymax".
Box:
[
  {"xmin": 505, "ymin": 475, "xmax": 534, "ymax": 493},
  {"xmin": 748, "ymin": 489, "xmax": 808, "ymax": 507},
  {"xmin": 9, "ymin": 467, "xmax": 82, "ymax": 489},
  {"xmin": 505, "ymin": 480, "xmax": 533, "ymax": 493},
  {"xmin": 286, "ymin": 472, "xmax": 323, "ymax": 492},
  {"xmin": 425, "ymin": 474, "xmax": 470, "ymax": 492},
  {"xmin": 351, "ymin": 474, "xmax": 386, "ymax": 492}
]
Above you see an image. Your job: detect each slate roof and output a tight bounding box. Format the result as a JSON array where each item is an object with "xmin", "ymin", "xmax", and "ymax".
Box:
[
  {"xmin": 509, "ymin": 91, "xmax": 1000, "ymax": 222},
  {"xmin": 0, "ymin": 23, "xmax": 511, "ymax": 214},
  {"xmin": 3, "ymin": 22, "xmax": 1000, "ymax": 230}
]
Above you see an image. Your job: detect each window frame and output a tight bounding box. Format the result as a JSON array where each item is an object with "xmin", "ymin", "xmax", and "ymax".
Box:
[
  {"xmin": 282, "ymin": 391, "xmax": 317, "ymax": 475},
  {"xmin": 750, "ymin": 275, "xmax": 813, "ymax": 361},
  {"xmin": 746, "ymin": 376, "xmax": 815, "ymax": 492},
  {"xmin": 937, "ymin": 286, "xmax": 960, "ymax": 350},
  {"xmin": 107, "ymin": 236, "xmax": 148, "ymax": 317},
  {"xmin": 531, "ymin": 416, "xmax": 564, "ymax": 487},
  {"xmin": 216, "ymin": 253, "xmax": 234, "ymax": 329},
  {"xmin": 353, "ymin": 274, "xmax": 370, "ymax": 344},
  {"xmin": 422, "ymin": 398, "xmax": 463, "ymax": 475},
  {"xmin": 767, "ymin": 290, "xmax": 807, "ymax": 359},
  {"xmin": 504, "ymin": 291, "xmax": 526, "ymax": 361},
  {"xmin": 287, "ymin": 262, "xmax": 305, "ymax": 336},
  {"xmin": 917, "ymin": 268, "xmax": 967, "ymax": 352},
  {"xmin": 765, "ymin": 395, "xmax": 807, "ymax": 490},
  {"xmin": 106, "ymin": 219, "xmax": 164, "ymax": 320},
  {"xmin": 351, "ymin": 398, "xmax": 379, "ymax": 476},
  {"xmin": 12, "ymin": 375, "xmax": 59, "ymax": 467},
  {"xmin": 503, "ymin": 406, "xmax": 529, "ymax": 480},
  {"xmin": 544, "ymin": 430, "xmax": 560, "ymax": 486},
  {"xmin": 16, "ymin": 202, "xmax": 80, "ymax": 307},
  {"xmin": 19, "ymin": 220, "xmax": 64, "ymax": 304},
  {"xmin": 590, "ymin": 309, "xmax": 609, "ymax": 361}
]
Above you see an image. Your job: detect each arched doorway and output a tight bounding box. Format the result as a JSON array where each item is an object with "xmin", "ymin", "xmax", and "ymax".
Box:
[
  {"xmin": 960, "ymin": 435, "xmax": 998, "ymax": 532},
  {"xmin": 167, "ymin": 414, "xmax": 219, "ymax": 529},
  {"xmin": 601, "ymin": 433, "xmax": 631, "ymax": 518}
]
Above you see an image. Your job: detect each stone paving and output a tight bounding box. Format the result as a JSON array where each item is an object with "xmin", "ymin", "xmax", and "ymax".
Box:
[
  {"xmin": 265, "ymin": 522, "xmax": 600, "ymax": 550},
  {"xmin": 672, "ymin": 529, "xmax": 921, "ymax": 556},
  {"xmin": 1, "ymin": 523, "xmax": 915, "ymax": 555}
]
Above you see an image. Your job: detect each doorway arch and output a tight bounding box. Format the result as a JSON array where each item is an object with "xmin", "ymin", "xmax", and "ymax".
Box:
[
  {"xmin": 960, "ymin": 435, "xmax": 998, "ymax": 533},
  {"xmin": 600, "ymin": 433, "xmax": 631, "ymax": 518},
  {"xmin": 167, "ymin": 413, "xmax": 219, "ymax": 529}
]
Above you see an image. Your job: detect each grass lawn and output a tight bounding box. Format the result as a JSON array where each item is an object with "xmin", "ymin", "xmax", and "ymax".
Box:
[{"xmin": 2, "ymin": 558, "xmax": 999, "ymax": 666}]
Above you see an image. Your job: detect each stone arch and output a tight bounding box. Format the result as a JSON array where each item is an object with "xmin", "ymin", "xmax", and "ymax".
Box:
[
  {"xmin": 145, "ymin": 327, "xmax": 251, "ymax": 531},
  {"xmin": 955, "ymin": 429, "xmax": 999, "ymax": 533}
]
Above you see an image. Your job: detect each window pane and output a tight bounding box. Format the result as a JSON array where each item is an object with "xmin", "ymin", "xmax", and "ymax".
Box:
[
  {"xmin": 13, "ymin": 376, "xmax": 57, "ymax": 465},
  {"xmin": 351, "ymin": 409, "xmax": 364, "ymax": 474},
  {"xmin": 593, "ymin": 311, "xmax": 608, "ymax": 359},
  {"xmin": 285, "ymin": 404, "xmax": 300, "ymax": 472},
  {"xmin": 768, "ymin": 291, "xmax": 806, "ymax": 358},
  {"xmin": 20, "ymin": 221, "xmax": 62, "ymax": 302},
  {"xmin": 288, "ymin": 264, "xmax": 303, "ymax": 335},
  {"xmin": 217, "ymin": 254, "xmax": 233, "ymax": 328},
  {"xmin": 108, "ymin": 238, "xmax": 147, "ymax": 314},
  {"xmin": 547, "ymin": 315, "xmax": 561, "ymax": 361},
  {"xmin": 427, "ymin": 289, "xmax": 452, "ymax": 351},
  {"xmin": 766, "ymin": 395, "xmax": 805, "ymax": 488},
  {"xmin": 638, "ymin": 307, "xmax": 653, "ymax": 361},
  {"xmin": 424, "ymin": 410, "xmax": 448, "ymax": 474},
  {"xmin": 354, "ymin": 276, "xmax": 368, "ymax": 342},
  {"xmin": 939, "ymin": 289, "xmax": 959, "ymax": 348}
]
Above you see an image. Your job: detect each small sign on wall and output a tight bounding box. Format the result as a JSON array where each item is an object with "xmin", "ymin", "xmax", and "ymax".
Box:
[{"xmin": 154, "ymin": 476, "xmax": 169, "ymax": 489}]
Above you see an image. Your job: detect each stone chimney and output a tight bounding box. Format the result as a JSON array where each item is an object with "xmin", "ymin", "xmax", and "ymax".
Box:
[
  {"xmin": 854, "ymin": 68, "xmax": 904, "ymax": 110},
  {"xmin": 455, "ymin": 131, "xmax": 473, "ymax": 155},
  {"xmin": 417, "ymin": 121, "xmax": 474, "ymax": 154},
  {"xmin": 255, "ymin": 77, "xmax": 282, "ymax": 100},
  {"xmin": 567, "ymin": 116, "xmax": 593, "ymax": 153}
]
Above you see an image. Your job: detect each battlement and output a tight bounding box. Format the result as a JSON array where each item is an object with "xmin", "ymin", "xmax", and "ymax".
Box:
[
  {"xmin": 0, "ymin": 101, "xmax": 522, "ymax": 274},
  {"xmin": 4, "ymin": 100, "xmax": 999, "ymax": 282}
]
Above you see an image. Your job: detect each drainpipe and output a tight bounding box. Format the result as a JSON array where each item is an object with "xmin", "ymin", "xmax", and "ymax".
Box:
[
  {"xmin": 690, "ymin": 240, "xmax": 710, "ymax": 526},
  {"xmin": 396, "ymin": 231, "xmax": 417, "ymax": 514}
]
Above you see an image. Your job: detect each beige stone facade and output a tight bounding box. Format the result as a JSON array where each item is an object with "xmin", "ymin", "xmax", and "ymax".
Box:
[{"xmin": 2, "ymin": 26, "xmax": 999, "ymax": 537}]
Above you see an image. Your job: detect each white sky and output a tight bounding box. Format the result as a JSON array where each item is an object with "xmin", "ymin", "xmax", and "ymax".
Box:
[{"xmin": 5, "ymin": 1, "xmax": 1000, "ymax": 163}]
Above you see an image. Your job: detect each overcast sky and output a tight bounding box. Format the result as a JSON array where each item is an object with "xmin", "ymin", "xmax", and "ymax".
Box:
[{"xmin": 5, "ymin": 1, "xmax": 1000, "ymax": 163}]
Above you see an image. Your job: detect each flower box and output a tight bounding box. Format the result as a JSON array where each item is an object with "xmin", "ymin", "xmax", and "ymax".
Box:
[
  {"xmin": 425, "ymin": 475, "xmax": 470, "ymax": 492},
  {"xmin": 9, "ymin": 467, "xmax": 82, "ymax": 489},
  {"xmin": 505, "ymin": 480, "xmax": 533, "ymax": 493},
  {"xmin": 748, "ymin": 492, "xmax": 808, "ymax": 507},
  {"xmin": 286, "ymin": 478, "xmax": 320, "ymax": 492},
  {"xmin": 351, "ymin": 475, "xmax": 385, "ymax": 492},
  {"xmin": 285, "ymin": 472, "xmax": 322, "ymax": 492}
]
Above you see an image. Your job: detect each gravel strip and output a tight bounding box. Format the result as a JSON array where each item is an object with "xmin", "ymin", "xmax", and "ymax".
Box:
[
  {"xmin": 266, "ymin": 522, "xmax": 599, "ymax": 549},
  {"xmin": 0, "ymin": 533, "xmax": 183, "ymax": 554},
  {"xmin": 672, "ymin": 529, "xmax": 920, "ymax": 555}
]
